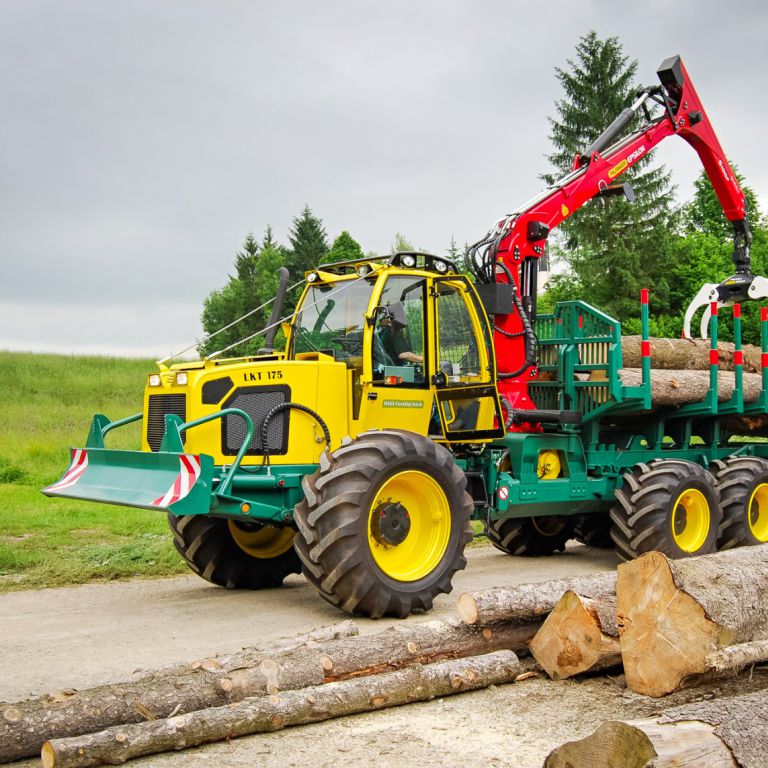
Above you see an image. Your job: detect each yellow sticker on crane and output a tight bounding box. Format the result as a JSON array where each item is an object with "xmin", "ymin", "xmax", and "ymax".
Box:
[
  {"xmin": 561, "ymin": 204, "xmax": 569, "ymax": 217},
  {"xmin": 608, "ymin": 159, "xmax": 628, "ymax": 178}
]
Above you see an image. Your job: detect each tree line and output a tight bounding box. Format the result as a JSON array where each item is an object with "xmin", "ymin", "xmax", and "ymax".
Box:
[{"xmin": 199, "ymin": 31, "xmax": 768, "ymax": 357}]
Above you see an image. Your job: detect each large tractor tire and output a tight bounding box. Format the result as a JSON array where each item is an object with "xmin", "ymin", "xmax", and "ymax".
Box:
[
  {"xmin": 486, "ymin": 515, "xmax": 573, "ymax": 556},
  {"xmin": 710, "ymin": 456, "xmax": 768, "ymax": 548},
  {"xmin": 610, "ymin": 459, "xmax": 721, "ymax": 561},
  {"xmin": 293, "ymin": 430, "xmax": 473, "ymax": 619},
  {"xmin": 168, "ymin": 514, "xmax": 301, "ymax": 589}
]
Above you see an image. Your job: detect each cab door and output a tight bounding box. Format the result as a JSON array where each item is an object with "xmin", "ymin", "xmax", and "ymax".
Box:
[
  {"xmin": 357, "ymin": 273, "xmax": 434, "ymax": 434},
  {"xmin": 430, "ymin": 276, "xmax": 504, "ymax": 442}
]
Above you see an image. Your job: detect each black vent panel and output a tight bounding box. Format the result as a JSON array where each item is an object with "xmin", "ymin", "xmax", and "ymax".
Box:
[
  {"xmin": 147, "ymin": 394, "xmax": 187, "ymax": 452},
  {"xmin": 222, "ymin": 385, "xmax": 290, "ymax": 456}
]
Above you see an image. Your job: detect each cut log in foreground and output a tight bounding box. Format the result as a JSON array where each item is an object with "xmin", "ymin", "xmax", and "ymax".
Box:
[
  {"xmin": 618, "ymin": 368, "xmax": 762, "ymax": 405},
  {"xmin": 545, "ymin": 688, "xmax": 768, "ymax": 768},
  {"xmin": 41, "ymin": 651, "xmax": 521, "ymax": 768},
  {"xmin": 617, "ymin": 546, "xmax": 768, "ymax": 697},
  {"xmin": 621, "ymin": 335, "xmax": 763, "ymax": 374},
  {"xmin": 458, "ymin": 570, "xmax": 616, "ymax": 626},
  {"xmin": 530, "ymin": 592, "xmax": 620, "ymax": 680},
  {"xmin": 2, "ymin": 619, "xmax": 532, "ymax": 762}
]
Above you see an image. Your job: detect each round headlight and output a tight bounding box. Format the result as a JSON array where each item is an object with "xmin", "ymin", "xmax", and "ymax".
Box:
[
  {"xmin": 434, "ymin": 260, "xmax": 448, "ymax": 273},
  {"xmin": 401, "ymin": 254, "xmax": 416, "ymax": 268},
  {"xmin": 356, "ymin": 265, "xmax": 370, "ymax": 277},
  {"xmin": 307, "ymin": 272, "xmax": 318, "ymax": 283}
]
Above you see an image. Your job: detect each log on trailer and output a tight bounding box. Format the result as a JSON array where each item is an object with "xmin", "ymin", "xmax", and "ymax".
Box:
[
  {"xmin": 457, "ymin": 570, "xmax": 617, "ymax": 626},
  {"xmin": 620, "ymin": 335, "xmax": 763, "ymax": 373},
  {"xmin": 617, "ymin": 547, "xmax": 768, "ymax": 697},
  {"xmin": 529, "ymin": 592, "xmax": 620, "ymax": 680},
  {"xmin": 1, "ymin": 619, "xmax": 533, "ymax": 763},
  {"xmin": 544, "ymin": 688, "xmax": 768, "ymax": 768},
  {"xmin": 617, "ymin": 368, "xmax": 762, "ymax": 405},
  {"xmin": 41, "ymin": 651, "xmax": 522, "ymax": 768}
]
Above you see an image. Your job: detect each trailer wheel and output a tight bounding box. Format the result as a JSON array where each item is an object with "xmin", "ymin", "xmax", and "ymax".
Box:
[
  {"xmin": 486, "ymin": 516, "xmax": 573, "ymax": 556},
  {"xmin": 610, "ymin": 459, "xmax": 720, "ymax": 561},
  {"xmin": 293, "ymin": 430, "xmax": 473, "ymax": 618},
  {"xmin": 710, "ymin": 456, "xmax": 768, "ymax": 548},
  {"xmin": 573, "ymin": 513, "xmax": 614, "ymax": 548},
  {"xmin": 168, "ymin": 514, "xmax": 301, "ymax": 589}
]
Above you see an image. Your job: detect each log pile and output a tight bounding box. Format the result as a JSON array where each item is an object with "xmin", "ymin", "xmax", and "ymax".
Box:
[{"xmin": 7, "ymin": 548, "xmax": 768, "ymax": 766}]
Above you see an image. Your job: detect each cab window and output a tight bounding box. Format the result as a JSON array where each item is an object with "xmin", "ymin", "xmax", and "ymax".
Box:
[
  {"xmin": 371, "ymin": 276, "xmax": 426, "ymax": 386},
  {"xmin": 435, "ymin": 282, "xmax": 487, "ymax": 385},
  {"xmin": 292, "ymin": 278, "xmax": 374, "ymax": 364}
]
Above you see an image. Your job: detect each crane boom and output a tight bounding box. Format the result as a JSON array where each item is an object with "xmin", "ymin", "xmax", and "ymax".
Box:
[{"xmin": 470, "ymin": 55, "xmax": 758, "ymax": 419}]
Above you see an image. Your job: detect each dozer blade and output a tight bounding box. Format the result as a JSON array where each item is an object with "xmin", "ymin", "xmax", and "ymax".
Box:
[{"xmin": 42, "ymin": 447, "xmax": 215, "ymax": 516}]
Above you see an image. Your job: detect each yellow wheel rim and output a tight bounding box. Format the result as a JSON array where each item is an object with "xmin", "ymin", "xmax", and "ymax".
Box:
[
  {"xmin": 748, "ymin": 483, "xmax": 768, "ymax": 541},
  {"xmin": 671, "ymin": 488, "xmax": 710, "ymax": 552},
  {"xmin": 228, "ymin": 521, "xmax": 295, "ymax": 559},
  {"xmin": 367, "ymin": 470, "xmax": 451, "ymax": 582}
]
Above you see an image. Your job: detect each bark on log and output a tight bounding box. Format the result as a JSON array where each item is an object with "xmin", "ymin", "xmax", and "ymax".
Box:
[
  {"xmin": 41, "ymin": 651, "xmax": 521, "ymax": 768},
  {"xmin": 618, "ymin": 368, "xmax": 762, "ymax": 405},
  {"xmin": 529, "ymin": 592, "xmax": 620, "ymax": 680},
  {"xmin": 1, "ymin": 619, "xmax": 532, "ymax": 762},
  {"xmin": 457, "ymin": 570, "xmax": 617, "ymax": 626},
  {"xmin": 616, "ymin": 546, "xmax": 768, "ymax": 697},
  {"xmin": 621, "ymin": 335, "xmax": 763, "ymax": 374},
  {"xmin": 544, "ymin": 689, "xmax": 768, "ymax": 768}
]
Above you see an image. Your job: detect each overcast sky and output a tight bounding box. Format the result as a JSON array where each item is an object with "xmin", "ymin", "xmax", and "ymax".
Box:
[{"xmin": 2, "ymin": 0, "xmax": 767, "ymax": 357}]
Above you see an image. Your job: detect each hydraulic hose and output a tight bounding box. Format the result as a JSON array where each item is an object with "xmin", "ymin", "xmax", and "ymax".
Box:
[
  {"xmin": 493, "ymin": 262, "xmax": 538, "ymax": 380},
  {"xmin": 258, "ymin": 402, "xmax": 332, "ymax": 469}
]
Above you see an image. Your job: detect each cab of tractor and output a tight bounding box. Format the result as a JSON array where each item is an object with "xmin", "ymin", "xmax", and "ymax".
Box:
[{"xmin": 288, "ymin": 252, "xmax": 504, "ymax": 442}]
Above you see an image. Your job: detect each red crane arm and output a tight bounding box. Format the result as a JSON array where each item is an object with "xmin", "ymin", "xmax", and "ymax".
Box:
[{"xmin": 478, "ymin": 55, "xmax": 752, "ymax": 420}]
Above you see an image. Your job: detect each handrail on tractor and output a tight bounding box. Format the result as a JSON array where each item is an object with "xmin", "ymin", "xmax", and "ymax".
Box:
[
  {"xmin": 101, "ymin": 412, "xmax": 143, "ymax": 438},
  {"xmin": 160, "ymin": 408, "xmax": 255, "ymax": 498}
]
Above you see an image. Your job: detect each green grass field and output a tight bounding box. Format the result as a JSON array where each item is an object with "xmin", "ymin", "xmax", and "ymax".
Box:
[{"xmin": 0, "ymin": 352, "xmax": 188, "ymax": 592}]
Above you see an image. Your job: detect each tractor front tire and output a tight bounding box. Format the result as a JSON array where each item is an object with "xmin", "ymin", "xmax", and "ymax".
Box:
[
  {"xmin": 293, "ymin": 430, "xmax": 473, "ymax": 619},
  {"xmin": 168, "ymin": 514, "xmax": 301, "ymax": 589},
  {"xmin": 711, "ymin": 456, "xmax": 768, "ymax": 548},
  {"xmin": 610, "ymin": 459, "xmax": 720, "ymax": 561},
  {"xmin": 486, "ymin": 516, "xmax": 573, "ymax": 556}
]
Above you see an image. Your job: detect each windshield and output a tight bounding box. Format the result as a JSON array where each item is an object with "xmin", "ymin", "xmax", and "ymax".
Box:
[{"xmin": 292, "ymin": 278, "xmax": 375, "ymax": 361}]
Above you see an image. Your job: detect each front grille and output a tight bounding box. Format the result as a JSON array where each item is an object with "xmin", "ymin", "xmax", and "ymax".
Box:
[
  {"xmin": 147, "ymin": 394, "xmax": 187, "ymax": 451},
  {"xmin": 223, "ymin": 385, "xmax": 290, "ymax": 456}
]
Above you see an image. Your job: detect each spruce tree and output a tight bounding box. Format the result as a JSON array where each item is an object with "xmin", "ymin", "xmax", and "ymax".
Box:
[
  {"xmin": 285, "ymin": 205, "xmax": 329, "ymax": 279},
  {"xmin": 544, "ymin": 31, "xmax": 677, "ymax": 318}
]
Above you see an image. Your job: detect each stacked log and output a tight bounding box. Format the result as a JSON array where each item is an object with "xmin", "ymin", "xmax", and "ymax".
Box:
[
  {"xmin": 457, "ymin": 571, "xmax": 617, "ymax": 626},
  {"xmin": 617, "ymin": 547, "xmax": 768, "ymax": 697},
  {"xmin": 618, "ymin": 368, "xmax": 762, "ymax": 405},
  {"xmin": 545, "ymin": 689, "xmax": 768, "ymax": 768},
  {"xmin": 621, "ymin": 335, "xmax": 763, "ymax": 373},
  {"xmin": 529, "ymin": 592, "xmax": 620, "ymax": 679}
]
